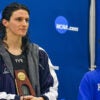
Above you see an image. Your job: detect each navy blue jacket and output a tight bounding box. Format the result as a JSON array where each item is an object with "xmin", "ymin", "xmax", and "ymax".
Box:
[{"xmin": 0, "ymin": 43, "xmax": 58, "ymax": 100}]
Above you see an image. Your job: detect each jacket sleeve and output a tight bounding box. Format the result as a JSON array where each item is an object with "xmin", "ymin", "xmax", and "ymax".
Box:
[
  {"xmin": 39, "ymin": 47, "xmax": 59, "ymax": 100},
  {"xmin": 0, "ymin": 92, "xmax": 20, "ymax": 100},
  {"xmin": 78, "ymin": 73, "xmax": 93, "ymax": 100}
]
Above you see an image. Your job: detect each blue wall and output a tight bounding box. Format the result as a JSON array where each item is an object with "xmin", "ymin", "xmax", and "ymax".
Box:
[
  {"xmin": 0, "ymin": 0, "xmax": 90, "ymax": 100},
  {"xmin": 96, "ymin": 0, "xmax": 100, "ymax": 66}
]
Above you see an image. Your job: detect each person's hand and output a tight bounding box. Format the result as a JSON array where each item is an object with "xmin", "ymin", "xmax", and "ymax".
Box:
[
  {"xmin": 30, "ymin": 97, "xmax": 44, "ymax": 100},
  {"xmin": 20, "ymin": 95, "xmax": 34, "ymax": 100},
  {"xmin": 20, "ymin": 96, "xmax": 44, "ymax": 100},
  {"xmin": 28, "ymin": 97, "xmax": 44, "ymax": 100}
]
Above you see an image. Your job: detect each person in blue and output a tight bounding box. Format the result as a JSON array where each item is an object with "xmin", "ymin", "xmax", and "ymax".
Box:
[
  {"xmin": 0, "ymin": 2, "xmax": 58, "ymax": 100},
  {"xmin": 78, "ymin": 67, "xmax": 100, "ymax": 100}
]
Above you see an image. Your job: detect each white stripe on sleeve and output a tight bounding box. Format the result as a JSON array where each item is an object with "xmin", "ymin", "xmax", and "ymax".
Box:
[{"xmin": 0, "ymin": 92, "xmax": 15, "ymax": 99}]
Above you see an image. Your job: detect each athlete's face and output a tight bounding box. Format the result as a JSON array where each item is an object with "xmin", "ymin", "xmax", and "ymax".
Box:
[{"xmin": 2, "ymin": 9, "xmax": 29, "ymax": 37}]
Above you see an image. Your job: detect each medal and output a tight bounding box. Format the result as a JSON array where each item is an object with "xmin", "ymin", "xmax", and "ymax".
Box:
[
  {"xmin": 15, "ymin": 70, "xmax": 36, "ymax": 96},
  {"xmin": 17, "ymin": 72, "xmax": 26, "ymax": 81}
]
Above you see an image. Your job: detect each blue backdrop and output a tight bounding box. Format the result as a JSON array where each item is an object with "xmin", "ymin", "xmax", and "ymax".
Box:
[
  {"xmin": 96, "ymin": 0, "xmax": 100, "ymax": 66},
  {"xmin": 0, "ymin": 0, "xmax": 90, "ymax": 100}
]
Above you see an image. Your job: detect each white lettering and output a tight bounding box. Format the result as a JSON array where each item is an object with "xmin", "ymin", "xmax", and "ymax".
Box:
[
  {"xmin": 15, "ymin": 59, "xmax": 23, "ymax": 63},
  {"xmin": 68, "ymin": 26, "xmax": 79, "ymax": 32},
  {"xmin": 56, "ymin": 24, "xmax": 79, "ymax": 32},
  {"xmin": 56, "ymin": 24, "xmax": 68, "ymax": 30}
]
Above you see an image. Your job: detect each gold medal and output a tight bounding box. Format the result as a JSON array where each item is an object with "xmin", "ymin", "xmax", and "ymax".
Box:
[{"xmin": 17, "ymin": 72, "xmax": 26, "ymax": 81}]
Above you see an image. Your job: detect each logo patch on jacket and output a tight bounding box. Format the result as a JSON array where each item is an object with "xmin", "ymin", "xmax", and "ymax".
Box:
[
  {"xmin": 97, "ymin": 83, "xmax": 100, "ymax": 91},
  {"xmin": 3, "ymin": 67, "xmax": 9, "ymax": 74}
]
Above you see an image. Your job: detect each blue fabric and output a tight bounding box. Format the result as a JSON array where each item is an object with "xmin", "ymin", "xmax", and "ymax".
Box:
[
  {"xmin": 96, "ymin": 0, "xmax": 100, "ymax": 66},
  {"xmin": 0, "ymin": 58, "xmax": 17, "ymax": 94},
  {"xmin": 78, "ymin": 67, "xmax": 100, "ymax": 100}
]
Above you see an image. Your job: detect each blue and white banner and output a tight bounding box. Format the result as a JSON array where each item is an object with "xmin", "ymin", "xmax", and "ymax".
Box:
[
  {"xmin": 0, "ymin": 0, "xmax": 91, "ymax": 100},
  {"xmin": 95, "ymin": 0, "xmax": 100, "ymax": 67}
]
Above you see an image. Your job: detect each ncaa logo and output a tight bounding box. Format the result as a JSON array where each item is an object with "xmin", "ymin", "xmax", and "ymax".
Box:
[
  {"xmin": 55, "ymin": 16, "xmax": 79, "ymax": 34},
  {"xmin": 55, "ymin": 16, "xmax": 68, "ymax": 34}
]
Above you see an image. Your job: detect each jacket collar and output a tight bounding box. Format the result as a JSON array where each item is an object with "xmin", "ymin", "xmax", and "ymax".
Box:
[{"xmin": 0, "ymin": 40, "xmax": 14, "ymax": 77}]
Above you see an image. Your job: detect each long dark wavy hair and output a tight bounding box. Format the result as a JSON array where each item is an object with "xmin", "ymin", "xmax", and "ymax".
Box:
[{"xmin": 0, "ymin": 2, "xmax": 30, "ymax": 49}]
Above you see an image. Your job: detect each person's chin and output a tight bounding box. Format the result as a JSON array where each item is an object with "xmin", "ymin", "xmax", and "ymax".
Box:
[{"xmin": 19, "ymin": 33, "xmax": 27, "ymax": 37}]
